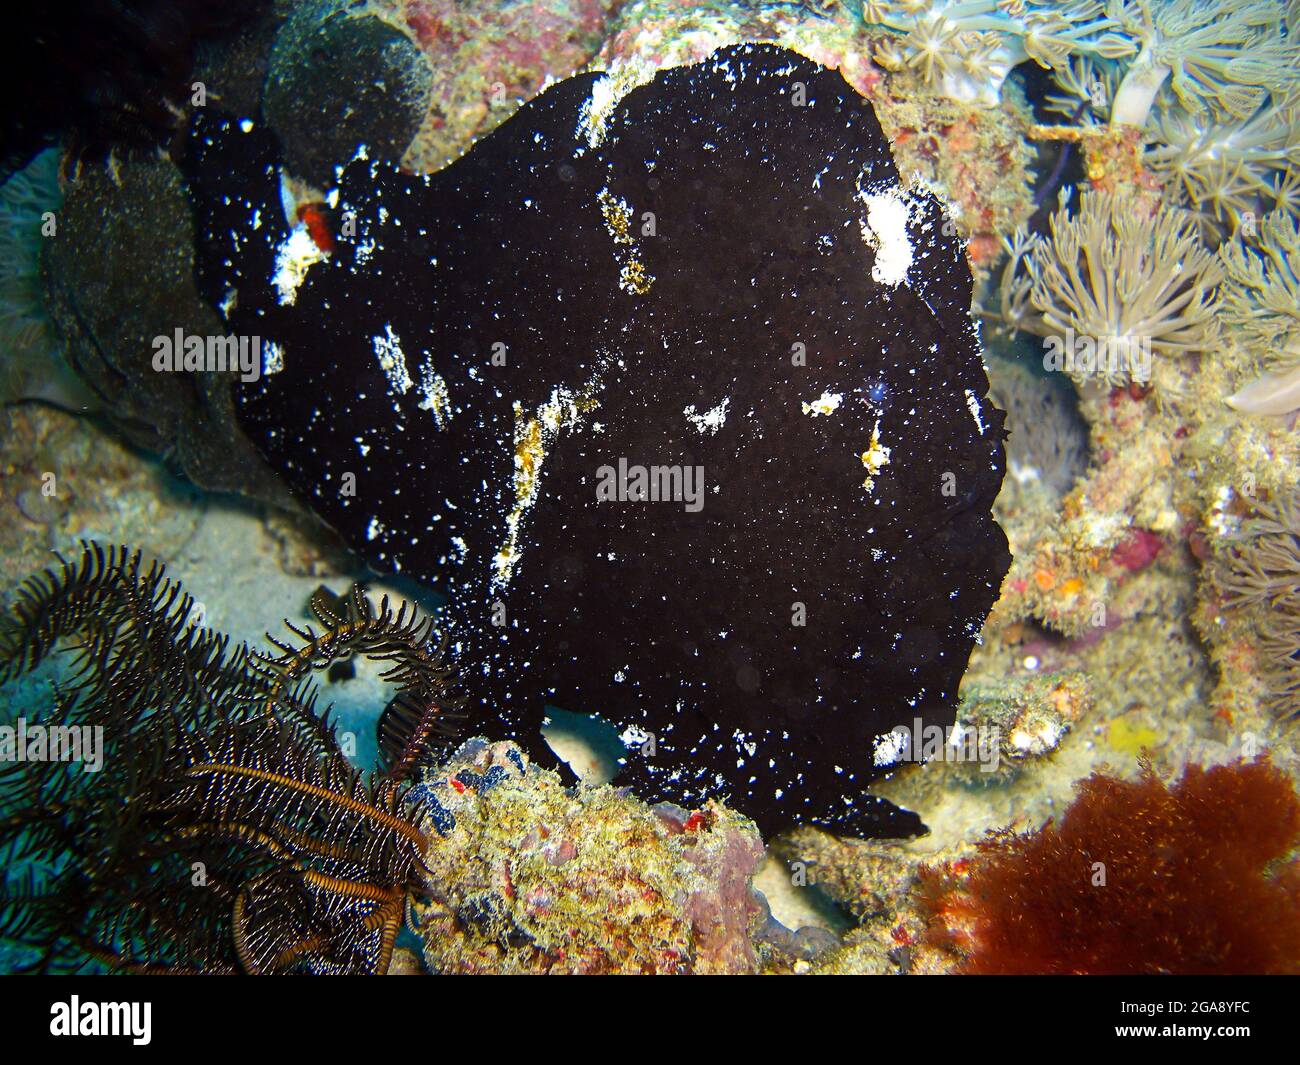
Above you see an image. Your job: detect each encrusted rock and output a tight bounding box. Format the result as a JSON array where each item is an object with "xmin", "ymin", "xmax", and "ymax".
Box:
[{"xmin": 408, "ymin": 738, "xmax": 767, "ymax": 974}]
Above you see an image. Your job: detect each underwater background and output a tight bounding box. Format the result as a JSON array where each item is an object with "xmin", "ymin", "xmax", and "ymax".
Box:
[{"xmin": 0, "ymin": 0, "xmax": 1298, "ymax": 974}]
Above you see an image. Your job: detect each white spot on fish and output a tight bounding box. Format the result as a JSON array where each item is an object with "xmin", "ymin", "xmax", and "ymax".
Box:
[
  {"xmin": 372, "ymin": 325, "xmax": 411, "ymax": 396},
  {"xmin": 684, "ymin": 397, "xmax": 729, "ymax": 434},
  {"xmin": 272, "ymin": 224, "xmax": 327, "ymax": 306},
  {"xmin": 858, "ymin": 184, "xmax": 914, "ymax": 287},
  {"xmin": 801, "ymin": 391, "xmax": 842, "ymax": 417}
]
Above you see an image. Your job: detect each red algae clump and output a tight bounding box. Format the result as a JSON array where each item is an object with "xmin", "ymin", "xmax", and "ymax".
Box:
[{"xmin": 920, "ymin": 758, "xmax": 1300, "ymax": 974}]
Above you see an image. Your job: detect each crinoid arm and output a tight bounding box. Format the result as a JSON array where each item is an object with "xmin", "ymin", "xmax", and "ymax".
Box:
[{"xmin": 0, "ymin": 544, "xmax": 454, "ymax": 973}]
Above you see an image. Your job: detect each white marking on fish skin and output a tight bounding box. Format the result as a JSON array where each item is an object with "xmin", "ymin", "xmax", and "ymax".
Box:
[
  {"xmin": 684, "ymin": 397, "xmax": 729, "ymax": 434},
  {"xmin": 577, "ymin": 59, "xmax": 657, "ymax": 150},
  {"xmin": 372, "ymin": 325, "xmax": 412, "ymax": 395},
  {"xmin": 417, "ymin": 359, "xmax": 453, "ymax": 428},
  {"xmin": 965, "ymin": 389, "xmax": 986, "ymax": 434},
  {"xmin": 272, "ymin": 225, "xmax": 327, "ymax": 306},
  {"xmin": 861, "ymin": 418, "xmax": 891, "ymax": 494},
  {"xmin": 492, "ymin": 380, "xmax": 602, "ymax": 592},
  {"xmin": 261, "ymin": 340, "xmax": 284, "ymax": 376},
  {"xmin": 858, "ymin": 184, "xmax": 914, "ymax": 287},
  {"xmin": 801, "ymin": 391, "xmax": 842, "ymax": 417}
]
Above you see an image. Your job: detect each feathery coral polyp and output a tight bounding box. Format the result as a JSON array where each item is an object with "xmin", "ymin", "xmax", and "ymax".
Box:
[
  {"xmin": 998, "ymin": 189, "xmax": 1222, "ymax": 386},
  {"xmin": 1106, "ymin": 0, "xmax": 1298, "ymax": 128}
]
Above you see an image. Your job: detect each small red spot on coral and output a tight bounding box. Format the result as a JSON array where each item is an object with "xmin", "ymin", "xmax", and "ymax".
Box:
[
  {"xmin": 549, "ymin": 839, "xmax": 577, "ymax": 866},
  {"xmin": 942, "ymin": 120, "xmax": 976, "ymax": 152},
  {"xmin": 1188, "ymin": 530, "xmax": 1210, "ymax": 562},
  {"xmin": 966, "ymin": 233, "xmax": 1000, "ymax": 265},
  {"xmin": 682, "ymin": 810, "xmax": 709, "ymax": 833},
  {"xmin": 448, "ymin": 776, "xmax": 466, "ymax": 794},
  {"xmin": 1112, "ymin": 528, "xmax": 1163, "ymax": 572},
  {"xmin": 858, "ymin": 65, "xmax": 884, "ymax": 94},
  {"xmin": 405, "ymin": 10, "xmax": 446, "ymax": 49},
  {"xmin": 890, "ymin": 924, "xmax": 913, "ymax": 946},
  {"xmin": 296, "ymin": 203, "xmax": 335, "ymax": 254}
]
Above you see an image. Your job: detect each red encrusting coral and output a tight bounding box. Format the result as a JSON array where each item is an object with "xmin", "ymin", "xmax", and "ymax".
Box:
[
  {"xmin": 1111, "ymin": 526, "xmax": 1164, "ymax": 571},
  {"xmin": 919, "ymin": 758, "xmax": 1300, "ymax": 974}
]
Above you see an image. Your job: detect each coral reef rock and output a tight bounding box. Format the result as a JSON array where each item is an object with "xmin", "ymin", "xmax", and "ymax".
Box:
[{"xmin": 408, "ymin": 739, "xmax": 767, "ymax": 974}]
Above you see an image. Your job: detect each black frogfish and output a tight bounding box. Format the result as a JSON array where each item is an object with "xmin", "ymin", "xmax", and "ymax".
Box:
[{"xmin": 183, "ymin": 44, "xmax": 1010, "ymax": 838}]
